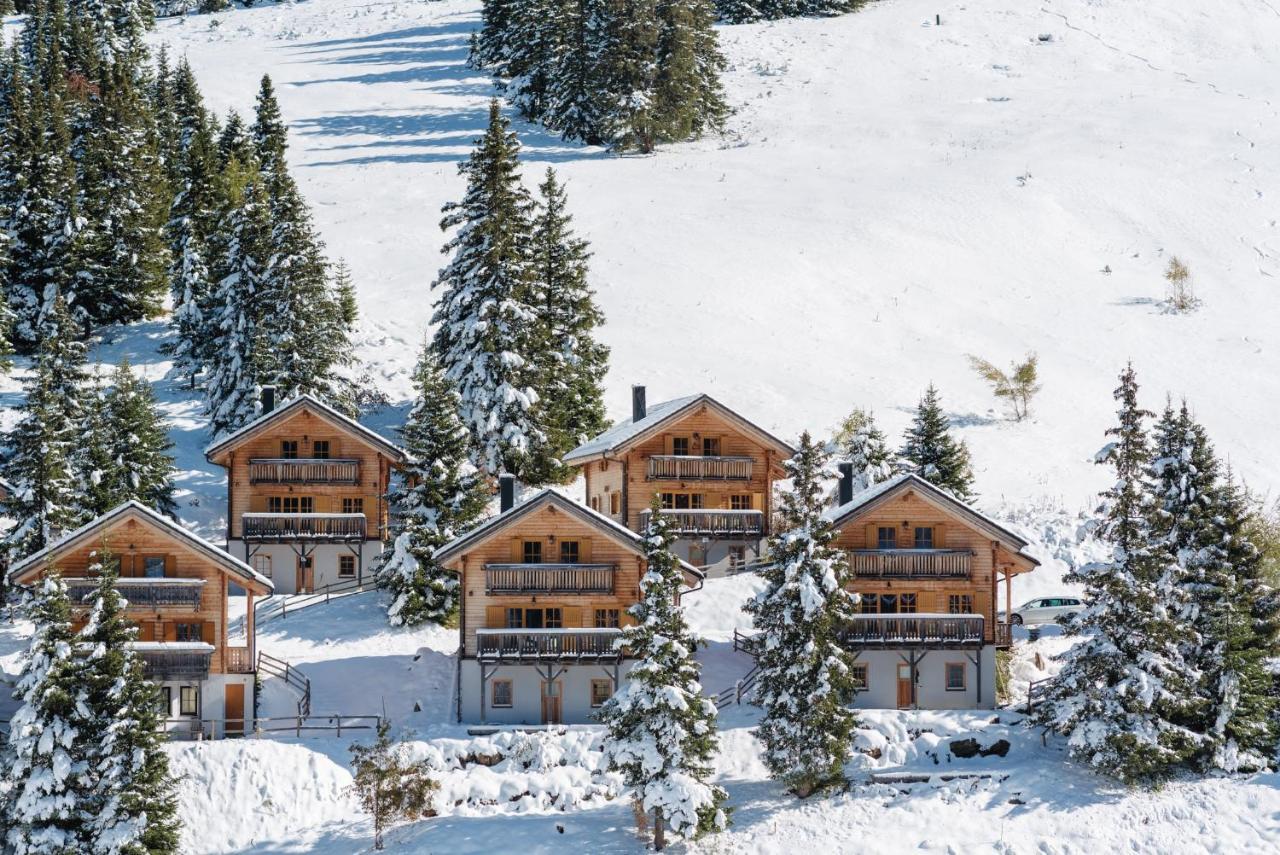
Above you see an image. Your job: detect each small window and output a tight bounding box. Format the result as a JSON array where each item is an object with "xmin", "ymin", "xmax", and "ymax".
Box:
[
  {"xmin": 143, "ymin": 556, "xmax": 167, "ymax": 578},
  {"xmin": 252, "ymin": 555, "xmax": 272, "ymax": 579},
  {"xmin": 491, "ymin": 680, "xmax": 513, "ymax": 708},
  {"xmin": 505, "ymin": 608, "xmax": 524, "ymax": 628},
  {"xmin": 851, "ymin": 663, "xmax": 868, "ymax": 692},
  {"xmin": 899, "ymin": 593, "xmax": 918, "ymax": 614},
  {"xmin": 730, "ymin": 494, "xmax": 752, "ymax": 510},
  {"xmin": 702, "ymin": 437, "xmax": 721, "ymax": 457},
  {"xmin": 157, "ymin": 686, "xmax": 172, "ymax": 716},
  {"xmin": 559, "ymin": 541, "xmax": 580, "ymax": 563},
  {"xmin": 690, "ymin": 494, "xmax": 704, "ymax": 509},
  {"xmin": 342, "ymin": 497, "xmax": 364, "ymax": 515},
  {"xmin": 281, "ymin": 441, "xmax": 298, "ymax": 459},
  {"xmin": 312, "ymin": 440, "xmax": 330, "ymax": 460},
  {"xmin": 522, "ymin": 541, "xmax": 542, "ymax": 564},
  {"xmin": 595, "ymin": 608, "xmax": 620, "ymax": 628},
  {"xmin": 671, "ymin": 437, "xmax": 690, "ymax": 456},
  {"xmin": 590, "ymin": 496, "xmax": 600, "ymax": 511},
  {"xmin": 338, "ymin": 556, "xmax": 356, "ymax": 578},
  {"xmin": 877, "ymin": 527, "xmax": 897, "ymax": 549},
  {"xmin": 674, "ymin": 493, "xmax": 691, "ymax": 510},
  {"xmin": 948, "ymin": 594, "xmax": 973, "ymax": 614},
  {"xmin": 859, "ymin": 594, "xmax": 879, "ymax": 614},
  {"xmin": 728, "ymin": 546, "xmax": 746, "ymax": 569},
  {"xmin": 609, "ymin": 493, "xmax": 620, "ymax": 515},
  {"xmin": 688, "ymin": 543, "xmax": 706, "ymax": 568},
  {"xmin": 914, "ymin": 527, "xmax": 934, "ymax": 549},
  {"xmin": 179, "ymin": 686, "xmax": 198, "ymax": 716},
  {"xmin": 300, "ymin": 497, "xmax": 314, "ymax": 514},
  {"xmin": 544, "ymin": 608, "xmax": 563, "ymax": 629},
  {"xmin": 590, "ymin": 678, "xmax": 613, "ymax": 708},
  {"xmin": 660, "ymin": 493, "xmax": 675, "ymax": 509},
  {"xmin": 945, "ymin": 662, "xmax": 967, "ymax": 692},
  {"xmin": 174, "ymin": 622, "xmax": 202, "ymax": 642}
]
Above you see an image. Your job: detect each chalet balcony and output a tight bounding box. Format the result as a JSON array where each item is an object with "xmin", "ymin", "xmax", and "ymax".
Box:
[
  {"xmin": 248, "ymin": 458, "xmax": 360, "ymax": 485},
  {"xmin": 475, "ymin": 629, "xmax": 623, "ymax": 662},
  {"xmin": 64, "ymin": 578, "xmax": 205, "ymax": 610},
  {"xmin": 241, "ymin": 513, "xmax": 367, "ymax": 542},
  {"xmin": 128, "ymin": 642, "xmax": 214, "ymax": 680},
  {"xmin": 640, "ymin": 509, "xmax": 765, "ymax": 538},
  {"xmin": 842, "ymin": 614, "xmax": 985, "ymax": 647},
  {"xmin": 225, "ymin": 646, "xmax": 254, "ymax": 674},
  {"xmin": 848, "ymin": 549, "xmax": 973, "ymax": 579},
  {"xmin": 483, "ymin": 563, "xmax": 616, "ymax": 595},
  {"xmin": 646, "ymin": 455, "xmax": 753, "ymax": 481}
]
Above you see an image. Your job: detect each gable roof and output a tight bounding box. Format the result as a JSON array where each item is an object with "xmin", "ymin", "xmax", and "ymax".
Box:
[
  {"xmin": 204, "ymin": 394, "xmax": 407, "ymax": 464},
  {"xmin": 822, "ymin": 473, "xmax": 1039, "ymax": 565},
  {"xmin": 433, "ymin": 489, "xmax": 704, "ymax": 580},
  {"xmin": 563, "ymin": 394, "xmax": 795, "ymax": 465},
  {"xmin": 7, "ymin": 501, "xmax": 275, "ymax": 592}
]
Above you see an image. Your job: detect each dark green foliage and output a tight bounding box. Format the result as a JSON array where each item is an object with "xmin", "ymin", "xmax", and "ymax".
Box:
[
  {"xmin": 900, "ymin": 384, "xmax": 975, "ymax": 501},
  {"xmin": 348, "ymin": 721, "xmax": 439, "ymax": 851},
  {"xmin": 715, "ymin": 0, "xmax": 866, "ymax": 25}
]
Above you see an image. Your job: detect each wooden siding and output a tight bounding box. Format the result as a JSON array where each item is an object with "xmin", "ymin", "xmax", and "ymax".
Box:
[
  {"xmin": 221, "ymin": 406, "xmax": 394, "ymax": 540},
  {"xmin": 583, "ymin": 456, "xmax": 626, "ymax": 526}
]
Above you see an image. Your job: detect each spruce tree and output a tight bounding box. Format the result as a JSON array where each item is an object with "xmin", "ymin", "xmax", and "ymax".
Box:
[
  {"xmin": 835, "ymin": 408, "xmax": 897, "ymax": 496},
  {"xmin": 599, "ymin": 500, "xmax": 728, "ymax": 843},
  {"xmin": 544, "ymin": 0, "xmax": 603, "ymax": 144},
  {"xmin": 251, "ymin": 74, "xmax": 288, "ymax": 187},
  {"xmin": 589, "ymin": 0, "xmax": 659, "ymax": 151},
  {"xmin": 651, "ymin": 0, "xmax": 726, "ymax": 144},
  {"xmin": 430, "ymin": 100, "xmax": 548, "ymax": 480},
  {"xmin": 216, "ymin": 108, "xmax": 254, "ymax": 169},
  {"xmin": 714, "ymin": 0, "xmax": 863, "ymax": 25},
  {"xmin": 900, "ymin": 384, "xmax": 975, "ymax": 501},
  {"xmin": 101, "ymin": 361, "xmax": 177, "ymax": 517},
  {"xmin": 745, "ymin": 431, "xmax": 859, "ymax": 797},
  {"xmin": 331, "ymin": 259, "xmax": 359, "ymax": 329},
  {"xmin": 375, "ymin": 345, "xmax": 488, "ymax": 626}
]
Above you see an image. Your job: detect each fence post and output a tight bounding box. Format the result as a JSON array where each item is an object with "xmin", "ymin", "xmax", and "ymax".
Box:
[
  {"xmin": 297, "ymin": 715, "xmax": 303, "ymax": 738},
  {"xmin": 735, "ymin": 680, "xmax": 743, "ymax": 705}
]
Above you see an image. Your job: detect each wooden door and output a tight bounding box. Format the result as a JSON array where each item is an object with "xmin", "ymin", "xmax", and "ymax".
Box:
[
  {"xmin": 296, "ymin": 557, "xmax": 314, "ymax": 593},
  {"xmin": 225, "ymin": 683, "xmax": 245, "ymax": 737},
  {"xmin": 896, "ymin": 664, "xmax": 913, "ymax": 709},
  {"xmin": 541, "ymin": 680, "xmax": 562, "ymax": 725}
]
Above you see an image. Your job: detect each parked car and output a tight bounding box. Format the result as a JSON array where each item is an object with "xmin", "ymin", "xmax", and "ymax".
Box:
[{"xmin": 1001, "ymin": 596, "xmax": 1085, "ymax": 626}]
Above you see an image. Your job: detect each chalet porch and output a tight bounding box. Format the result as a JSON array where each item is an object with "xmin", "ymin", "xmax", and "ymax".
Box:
[
  {"xmin": 640, "ymin": 508, "xmax": 765, "ymax": 538},
  {"xmin": 241, "ymin": 513, "xmax": 367, "ymax": 542},
  {"xmin": 841, "ymin": 614, "xmax": 987, "ymax": 648},
  {"xmin": 129, "ymin": 642, "xmax": 215, "ymax": 680},
  {"xmin": 64, "ymin": 577, "xmax": 205, "ymax": 610},
  {"xmin": 475, "ymin": 628, "xmax": 623, "ymax": 662}
]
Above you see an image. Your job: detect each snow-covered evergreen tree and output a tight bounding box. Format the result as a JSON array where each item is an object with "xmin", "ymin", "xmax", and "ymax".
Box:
[
  {"xmin": 430, "ymin": 100, "xmax": 547, "ymax": 480},
  {"xmin": 900, "ymin": 384, "xmax": 975, "ymax": 501},
  {"xmin": 599, "ymin": 500, "xmax": 728, "ymax": 842},
  {"xmin": 650, "ymin": 0, "xmax": 726, "ymax": 145},
  {"xmin": 746, "ymin": 431, "xmax": 859, "ymax": 797},
  {"xmin": 588, "ymin": 0, "xmax": 659, "ymax": 150},
  {"xmin": 374, "ymin": 345, "xmax": 488, "ymax": 626},
  {"xmin": 88, "ymin": 361, "xmax": 176, "ymax": 518},
  {"xmin": 216, "ymin": 108, "xmax": 253, "ymax": 169},
  {"xmin": 834, "ymin": 407, "xmax": 897, "ymax": 495},
  {"xmin": 715, "ymin": 0, "xmax": 863, "ymax": 25}
]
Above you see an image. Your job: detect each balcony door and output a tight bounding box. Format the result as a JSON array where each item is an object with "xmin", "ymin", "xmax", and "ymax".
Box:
[
  {"xmin": 896, "ymin": 664, "xmax": 913, "ymax": 709},
  {"xmin": 296, "ymin": 556, "xmax": 314, "ymax": 593},
  {"xmin": 225, "ymin": 683, "xmax": 245, "ymax": 736},
  {"xmin": 541, "ymin": 680, "xmax": 562, "ymax": 724}
]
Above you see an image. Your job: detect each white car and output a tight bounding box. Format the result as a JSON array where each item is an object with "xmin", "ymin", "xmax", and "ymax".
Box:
[{"xmin": 1004, "ymin": 596, "xmax": 1085, "ymax": 626}]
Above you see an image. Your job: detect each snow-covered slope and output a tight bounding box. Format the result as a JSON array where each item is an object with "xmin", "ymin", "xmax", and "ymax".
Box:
[{"xmin": 150, "ymin": 0, "xmax": 1280, "ymax": 516}]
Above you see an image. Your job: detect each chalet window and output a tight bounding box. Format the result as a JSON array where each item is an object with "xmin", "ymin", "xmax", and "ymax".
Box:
[
  {"xmin": 491, "ymin": 680, "xmax": 513, "ymax": 708},
  {"xmin": 609, "ymin": 493, "xmax": 620, "ymax": 515},
  {"xmin": 544, "ymin": 608, "xmax": 563, "ymax": 629},
  {"xmin": 728, "ymin": 546, "xmax": 746, "ymax": 569},
  {"xmin": 268, "ymin": 497, "xmax": 313, "ymax": 514},
  {"xmin": 143, "ymin": 556, "xmax": 166, "ymax": 578},
  {"xmin": 671, "ymin": 437, "xmax": 690, "ymax": 456},
  {"xmin": 595, "ymin": 608, "xmax": 620, "ymax": 628},
  {"xmin": 179, "ymin": 686, "xmax": 198, "ymax": 716},
  {"xmin": 281, "ymin": 441, "xmax": 298, "ymax": 459},
  {"xmin": 691, "ymin": 494, "xmax": 704, "ymax": 509},
  {"xmin": 590, "ymin": 496, "xmax": 600, "ymax": 512},
  {"xmin": 850, "ymin": 663, "xmax": 868, "ymax": 692},
  {"xmin": 559, "ymin": 541, "xmax": 580, "ymax": 563},
  {"xmin": 300, "ymin": 497, "xmax": 314, "ymax": 514},
  {"xmin": 522, "ymin": 541, "xmax": 542, "ymax": 564},
  {"xmin": 948, "ymin": 594, "xmax": 973, "ymax": 614},
  {"xmin": 702, "ymin": 437, "xmax": 721, "ymax": 457},
  {"xmin": 590, "ymin": 678, "xmax": 613, "ymax": 708},
  {"xmin": 877, "ymin": 527, "xmax": 897, "ymax": 549},
  {"xmin": 157, "ymin": 686, "xmax": 172, "ymax": 716},
  {"xmin": 253, "ymin": 555, "xmax": 272, "ymax": 578},
  {"xmin": 688, "ymin": 543, "xmax": 706, "ymax": 568},
  {"xmin": 342, "ymin": 497, "xmax": 364, "ymax": 515},
  {"xmin": 94, "ymin": 554, "xmax": 121, "ymax": 575},
  {"xmin": 730, "ymin": 494, "xmax": 752, "ymax": 510},
  {"xmin": 660, "ymin": 493, "xmax": 674, "ymax": 509},
  {"xmin": 674, "ymin": 493, "xmax": 691, "ymax": 510},
  {"xmin": 899, "ymin": 593, "xmax": 918, "ymax": 614},
  {"xmin": 914, "ymin": 527, "xmax": 934, "ymax": 549},
  {"xmin": 879, "ymin": 593, "xmax": 898, "ymax": 613},
  {"xmin": 175, "ymin": 622, "xmax": 203, "ymax": 642},
  {"xmin": 338, "ymin": 556, "xmax": 356, "ymax": 578},
  {"xmin": 505, "ymin": 608, "xmax": 524, "ymax": 629},
  {"xmin": 312, "ymin": 440, "xmax": 330, "ymax": 460},
  {"xmin": 945, "ymin": 662, "xmax": 966, "ymax": 692},
  {"xmin": 859, "ymin": 595, "xmax": 879, "ymax": 614}
]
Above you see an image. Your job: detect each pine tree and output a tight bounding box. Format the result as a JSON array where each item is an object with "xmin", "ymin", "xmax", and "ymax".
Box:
[
  {"xmin": 900, "ymin": 384, "xmax": 975, "ymax": 501},
  {"xmin": 347, "ymin": 720, "xmax": 438, "ymax": 852},
  {"xmin": 714, "ymin": 0, "xmax": 863, "ymax": 25},
  {"xmin": 745, "ymin": 431, "xmax": 859, "ymax": 797},
  {"xmin": 589, "ymin": 0, "xmax": 659, "ymax": 151},
  {"xmin": 430, "ymin": 100, "xmax": 547, "ymax": 480},
  {"xmin": 599, "ymin": 500, "xmax": 728, "ymax": 844},
  {"xmin": 544, "ymin": 0, "xmax": 603, "ymax": 144},
  {"xmin": 473, "ymin": 0, "xmax": 519, "ymax": 74},
  {"xmin": 375, "ymin": 345, "xmax": 488, "ymax": 626},
  {"xmin": 1, "ymin": 572, "xmax": 95, "ymax": 854},
  {"xmin": 834, "ymin": 407, "xmax": 897, "ymax": 495},
  {"xmin": 216, "ymin": 108, "xmax": 253, "ymax": 169},
  {"xmin": 251, "ymin": 74, "xmax": 287, "ymax": 188},
  {"xmin": 99, "ymin": 361, "xmax": 177, "ymax": 517},
  {"xmin": 1037, "ymin": 366, "xmax": 1199, "ymax": 784},
  {"xmin": 651, "ymin": 0, "xmax": 726, "ymax": 144},
  {"xmin": 78, "ymin": 562, "xmax": 181, "ymax": 853},
  {"xmin": 331, "ymin": 259, "xmax": 359, "ymax": 329}
]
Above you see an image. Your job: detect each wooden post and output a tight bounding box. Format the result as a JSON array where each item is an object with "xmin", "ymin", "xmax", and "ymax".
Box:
[{"xmin": 653, "ymin": 808, "xmax": 665, "ymax": 851}]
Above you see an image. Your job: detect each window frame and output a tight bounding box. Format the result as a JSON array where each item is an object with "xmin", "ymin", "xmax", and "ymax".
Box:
[
  {"xmin": 505, "ymin": 608, "xmax": 524, "ymax": 629},
  {"xmin": 142, "ymin": 555, "xmax": 167, "ymax": 578},
  {"xmin": 702, "ymin": 437, "xmax": 721, "ymax": 457},
  {"xmin": 338, "ymin": 555, "xmax": 356, "ymax": 578},
  {"xmin": 877, "ymin": 526, "xmax": 898, "ymax": 549},
  {"xmin": 342, "ymin": 497, "xmax": 364, "ymax": 515},
  {"xmin": 522, "ymin": 541, "xmax": 543, "ymax": 564},
  {"xmin": 174, "ymin": 622, "xmax": 202, "ymax": 643},
  {"xmin": 947, "ymin": 593, "xmax": 974, "ymax": 614},
  {"xmin": 491, "ymin": 679, "xmax": 513, "ymax": 708},
  {"xmin": 594, "ymin": 608, "xmax": 620, "ymax": 628},
  {"xmin": 559, "ymin": 541, "xmax": 580, "ymax": 564},
  {"xmin": 850, "ymin": 663, "xmax": 869, "ymax": 692},
  {"xmin": 590, "ymin": 678, "xmax": 613, "ymax": 708},
  {"xmin": 671, "ymin": 437, "xmax": 690, "ymax": 457},
  {"xmin": 544, "ymin": 608, "xmax": 563, "ymax": 629},
  {"xmin": 312, "ymin": 440, "xmax": 331, "ymax": 460},
  {"xmin": 913, "ymin": 527, "xmax": 934, "ymax": 549},
  {"xmin": 945, "ymin": 662, "xmax": 967, "ymax": 692},
  {"xmin": 252, "ymin": 554, "xmax": 272, "ymax": 579},
  {"xmin": 157, "ymin": 686, "xmax": 172, "ymax": 717},
  {"xmin": 729, "ymin": 494, "xmax": 752, "ymax": 510},
  {"xmin": 609, "ymin": 492, "xmax": 620, "ymax": 515},
  {"xmin": 280, "ymin": 440, "xmax": 298, "ymax": 460},
  {"xmin": 179, "ymin": 686, "xmax": 199, "ymax": 716}
]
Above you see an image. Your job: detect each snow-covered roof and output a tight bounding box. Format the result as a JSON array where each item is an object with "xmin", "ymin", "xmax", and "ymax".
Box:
[
  {"xmin": 823, "ymin": 473, "xmax": 1039, "ymax": 566},
  {"xmin": 562, "ymin": 394, "xmax": 795, "ymax": 465},
  {"xmin": 204, "ymin": 393, "xmax": 407, "ymax": 463},
  {"xmin": 7, "ymin": 501, "xmax": 276, "ymax": 593},
  {"xmin": 434, "ymin": 489, "xmax": 704, "ymax": 581}
]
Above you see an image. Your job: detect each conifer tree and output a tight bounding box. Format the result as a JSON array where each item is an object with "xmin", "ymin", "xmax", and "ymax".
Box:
[
  {"xmin": 599, "ymin": 500, "xmax": 728, "ymax": 844},
  {"xmin": 1037, "ymin": 366, "xmax": 1199, "ymax": 784},
  {"xmin": 251, "ymin": 74, "xmax": 288, "ymax": 188},
  {"xmin": 900, "ymin": 384, "xmax": 975, "ymax": 501},
  {"xmin": 473, "ymin": 0, "xmax": 519, "ymax": 74},
  {"xmin": 545, "ymin": 0, "xmax": 603, "ymax": 144},
  {"xmin": 216, "ymin": 108, "xmax": 253, "ymax": 169},
  {"xmin": 746, "ymin": 432, "xmax": 859, "ymax": 797},
  {"xmin": 375, "ymin": 346, "xmax": 488, "ymax": 626},
  {"xmin": 502, "ymin": 0, "xmax": 565, "ymax": 123},
  {"xmin": 430, "ymin": 100, "xmax": 547, "ymax": 480},
  {"xmin": 347, "ymin": 720, "xmax": 438, "ymax": 852},
  {"xmin": 331, "ymin": 259, "xmax": 359, "ymax": 330},
  {"xmin": 651, "ymin": 0, "xmax": 726, "ymax": 144},
  {"xmin": 589, "ymin": 0, "xmax": 659, "ymax": 151},
  {"xmin": 92, "ymin": 361, "xmax": 177, "ymax": 517},
  {"xmin": 834, "ymin": 407, "xmax": 897, "ymax": 495}
]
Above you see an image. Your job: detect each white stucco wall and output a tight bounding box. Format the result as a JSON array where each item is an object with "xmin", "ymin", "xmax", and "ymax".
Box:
[
  {"xmin": 226, "ymin": 540, "xmax": 384, "ymax": 594},
  {"xmin": 849, "ymin": 646, "xmax": 997, "ymax": 710},
  {"xmin": 460, "ymin": 659, "xmax": 637, "ymax": 725}
]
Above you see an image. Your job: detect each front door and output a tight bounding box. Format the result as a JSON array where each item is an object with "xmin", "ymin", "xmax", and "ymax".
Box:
[
  {"xmin": 225, "ymin": 683, "xmax": 245, "ymax": 737},
  {"xmin": 541, "ymin": 680, "xmax": 562, "ymax": 725},
  {"xmin": 896, "ymin": 664, "xmax": 913, "ymax": 709},
  {"xmin": 296, "ymin": 556, "xmax": 314, "ymax": 593}
]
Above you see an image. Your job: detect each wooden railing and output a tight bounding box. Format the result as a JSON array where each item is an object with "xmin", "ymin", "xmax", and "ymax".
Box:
[
  {"xmin": 241, "ymin": 513, "xmax": 367, "ymax": 541},
  {"xmin": 476, "ymin": 629, "xmax": 623, "ymax": 661},
  {"xmin": 248, "ymin": 458, "xmax": 360, "ymax": 485},
  {"xmin": 254, "ymin": 577, "xmax": 378, "ymax": 626},
  {"xmin": 225, "ymin": 646, "xmax": 253, "ymax": 673},
  {"xmin": 640, "ymin": 509, "xmax": 765, "ymax": 537},
  {"xmin": 847, "ymin": 549, "xmax": 973, "ymax": 578},
  {"xmin": 258, "ymin": 651, "xmax": 312, "ymax": 716},
  {"xmin": 995, "ymin": 622, "xmax": 1012, "ymax": 648},
  {"xmin": 133, "ymin": 648, "xmax": 213, "ymax": 680},
  {"xmin": 842, "ymin": 614, "xmax": 985, "ymax": 645},
  {"xmin": 483, "ymin": 563, "xmax": 616, "ymax": 595},
  {"xmin": 64, "ymin": 578, "xmax": 205, "ymax": 610},
  {"xmin": 160, "ymin": 714, "xmax": 380, "ymax": 741},
  {"xmin": 646, "ymin": 455, "xmax": 753, "ymax": 481}
]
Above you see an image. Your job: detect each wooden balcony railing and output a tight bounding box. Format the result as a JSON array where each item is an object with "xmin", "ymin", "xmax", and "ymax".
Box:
[
  {"xmin": 248, "ymin": 458, "xmax": 360, "ymax": 485},
  {"xmin": 475, "ymin": 629, "xmax": 623, "ymax": 661},
  {"xmin": 848, "ymin": 549, "xmax": 973, "ymax": 578},
  {"xmin": 646, "ymin": 455, "xmax": 753, "ymax": 481},
  {"xmin": 225, "ymin": 646, "xmax": 254, "ymax": 673},
  {"xmin": 64, "ymin": 578, "xmax": 205, "ymax": 610},
  {"xmin": 995, "ymin": 623, "xmax": 1012, "ymax": 648},
  {"xmin": 241, "ymin": 513, "xmax": 367, "ymax": 541},
  {"xmin": 640, "ymin": 509, "xmax": 765, "ymax": 538},
  {"xmin": 483, "ymin": 563, "xmax": 616, "ymax": 595},
  {"xmin": 842, "ymin": 614, "xmax": 985, "ymax": 646},
  {"xmin": 129, "ymin": 643, "xmax": 214, "ymax": 680}
]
